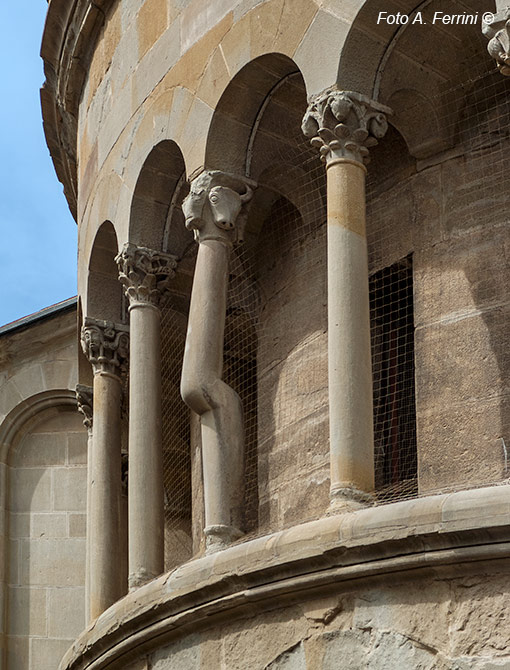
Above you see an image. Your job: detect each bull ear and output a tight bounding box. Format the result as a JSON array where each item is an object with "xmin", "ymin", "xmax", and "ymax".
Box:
[{"xmin": 240, "ymin": 185, "xmax": 253, "ymax": 204}]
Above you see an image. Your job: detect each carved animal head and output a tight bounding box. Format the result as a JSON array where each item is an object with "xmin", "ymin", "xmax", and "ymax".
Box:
[
  {"xmin": 182, "ymin": 189, "xmax": 206, "ymax": 232},
  {"xmin": 207, "ymin": 185, "xmax": 252, "ymax": 230}
]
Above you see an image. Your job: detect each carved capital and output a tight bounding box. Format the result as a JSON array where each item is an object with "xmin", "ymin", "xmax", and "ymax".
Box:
[
  {"xmin": 483, "ymin": 10, "xmax": 510, "ymax": 76},
  {"xmin": 75, "ymin": 384, "xmax": 93, "ymax": 432},
  {"xmin": 116, "ymin": 243, "xmax": 178, "ymax": 307},
  {"xmin": 302, "ymin": 90, "xmax": 392, "ymax": 166},
  {"xmin": 81, "ymin": 318, "xmax": 129, "ymax": 377},
  {"xmin": 182, "ymin": 171, "xmax": 256, "ymax": 245}
]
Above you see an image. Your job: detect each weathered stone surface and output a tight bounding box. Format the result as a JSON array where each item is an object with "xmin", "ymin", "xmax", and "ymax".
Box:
[
  {"xmin": 20, "ymin": 538, "xmax": 85, "ymax": 587},
  {"xmin": 48, "ymin": 587, "xmax": 86, "ymax": 638},
  {"xmin": 7, "ymin": 586, "xmax": 47, "ymax": 636},
  {"xmin": 53, "ymin": 468, "xmax": 87, "ymax": 512}
]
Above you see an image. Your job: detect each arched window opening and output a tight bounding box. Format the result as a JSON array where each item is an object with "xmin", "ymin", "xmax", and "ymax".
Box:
[
  {"xmin": 160, "ymin": 177, "xmax": 194, "ymax": 569},
  {"xmin": 129, "ymin": 142, "xmax": 195, "ymax": 570},
  {"xmin": 223, "ymin": 67, "xmax": 328, "ymax": 534}
]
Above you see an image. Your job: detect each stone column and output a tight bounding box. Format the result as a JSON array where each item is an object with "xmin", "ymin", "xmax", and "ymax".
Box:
[
  {"xmin": 181, "ymin": 170, "xmax": 255, "ymax": 552},
  {"xmin": 75, "ymin": 384, "xmax": 93, "ymax": 622},
  {"xmin": 81, "ymin": 319, "xmax": 129, "ymax": 619},
  {"xmin": 116, "ymin": 243, "xmax": 178, "ymax": 588},
  {"xmin": 483, "ymin": 6, "xmax": 510, "ymax": 75},
  {"xmin": 302, "ymin": 90, "xmax": 391, "ymax": 511}
]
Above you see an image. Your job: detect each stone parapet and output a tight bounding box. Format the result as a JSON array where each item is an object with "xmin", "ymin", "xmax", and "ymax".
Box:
[{"xmin": 60, "ymin": 484, "xmax": 510, "ymax": 670}]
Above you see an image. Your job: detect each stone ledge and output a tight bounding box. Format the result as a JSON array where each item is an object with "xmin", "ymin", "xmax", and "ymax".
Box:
[{"xmin": 60, "ymin": 485, "xmax": 510, "ymax": 670}]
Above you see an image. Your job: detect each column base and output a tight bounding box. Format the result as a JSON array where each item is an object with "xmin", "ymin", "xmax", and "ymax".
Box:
[
  {"xmin": 204, "ymin": 525, "xmax": 243, "ymax": 554},
  {"xmin": 328, "ymin": 485, "xmax": 375, "ymax": 514},
  {"xmin": 128, "ymin": 568, "xmax": 160, "ymax": 591}
]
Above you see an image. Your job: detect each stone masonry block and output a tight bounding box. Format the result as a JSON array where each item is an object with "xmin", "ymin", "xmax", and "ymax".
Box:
[
  {"xmin": 10, "ymin": 468, "xmax": 52, "ymax": 513},
  {"xmin": 20, "ymin": 538, "xmax": 85, "ymax": 587},
  {"xmin": 7, "ymin": 586, "xmax": 47, "ymax": 636},
  {"xmin": 53, "ymin": 467, "xmax": 87, "ymax": 512},
  {"xmin": 48, "ymin": 587, "xmax": 85, "ymax": 638}
]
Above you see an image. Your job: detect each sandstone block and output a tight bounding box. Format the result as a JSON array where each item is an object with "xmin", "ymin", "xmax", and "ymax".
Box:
[
  {"xmin": 7, "ymin": 586, "xmax": 47, "ymax": 636},
  {"xmin": 53, "ymin": 467, "xmax": 87, "ymax": 512},
  {"xmin": 20, "ymin": 538, "xmax": 85, "ymax": 587},
  {"xmin": 10, "ymin": 468, "xmax": 52, "ymax": 513},
  {"xmin": 48, "ymin": 587, "xmax": 85, "ymax": 638}
]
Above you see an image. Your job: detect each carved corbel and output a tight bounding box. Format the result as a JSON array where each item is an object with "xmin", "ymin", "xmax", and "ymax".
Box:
[
  {"xmin": 182, "ymin": 170, "xmax": 256, "ymax": 245},
  {"xmin": 75, "ymin": 384, "xmax": 93, "ymax": 433},
  {"xmin": 115, "ymin": 244, "xmax": 178, "ymax": 307},
  {"xmin": 80, "ymin": 318, "xmax": 129, "ymax": 377},
  {"xmin": 302, "ymin": 90, "xmax": 392, "ymax": 165},
  {"xmin": 483, "ymin": 10, "xmax": 510, "ymax": 75}
]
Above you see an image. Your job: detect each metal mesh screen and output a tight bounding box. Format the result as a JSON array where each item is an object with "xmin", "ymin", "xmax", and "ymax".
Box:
[
  {"xmin": 366, "ymin": 50, "xmax": 510, "ymax": 501},
  {"xmin": 160, "ymin": 304, "xmax": 192, "ymax": 570},
  {"xmin": 160, "ymin": 179, "xmax": 194, "ymax": 571},
  {"xmin": 370, "ymin": 256, "xmax": 417, "ymax": 501},
  {"xmin": 224, "ymin": 71, "xmax": 329, "ymax": 535},
  {"xmin": 160, "ymin": 48, "xmax": 510, "ymax": 555}
]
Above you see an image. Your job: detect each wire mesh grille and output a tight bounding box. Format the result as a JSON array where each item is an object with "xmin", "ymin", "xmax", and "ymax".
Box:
[
  {"xmin": 160, "ymin": 39, "xmax": 510, "ymax": 554},
  {"xmin": 160, "ymin": 305, "xmax": 192, "ymax": 570},
  {"xmin": 160, "ymin": 178, "xmax": 194, "ymax": 571},
  {"xmin": 366, "ymin": 45, "xmax": 510, "ymax": 501},
  {"xmin": 370, "ymin": 257, "xmax": 418, "ymax": 502},
  {"xmin": 223, "ymin": 71, "xmax": 329, "ymax": 534}
]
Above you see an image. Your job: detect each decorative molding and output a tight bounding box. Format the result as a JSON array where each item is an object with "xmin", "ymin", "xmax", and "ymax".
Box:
[
  {"xmin": 302, "ymin": 90, "xmax": 391, "ymax": 166},
  {"xmin": 75, "ymin": 384, "xmax": 93, "ymax": 432},
  {"xmin": 182, "ymin": 171, "xmax": 256, "ymax": 245},
  {"xmin": 80, "ymin": 318, "xmax": 129, "ymax": 377},
  {"xmin": 483, "ymin": 10, "xmax": 510, "ymax": 76},
  {"xmin": 59, "ymin": 485, "xmax": 510, "ymax": 670},
  {"xmin": 116, "ymin": 244, "xmax": 178, "ymax": 308}
]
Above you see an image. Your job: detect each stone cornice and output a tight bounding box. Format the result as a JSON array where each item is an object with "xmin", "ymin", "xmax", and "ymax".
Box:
[
  {"xmin": 116, "ymin": 244, "xmax": 178, "ymax": 308},
  {"xmin": 75, "ymin": 384, "xmax": 93, "ymax": 431},
  {"xmin": 302, "ymin": 90, "xmax": 391, "ymax": 166},
  {"xmin": 80, "ymin": 318, "xmax": 129, "ymax": 377},
  {"xmin": 60, "ymin": 485, "xmax": 510, "ymax": 670},
  {"xmin": 41, "ymin": 0, "xmax": 116, "ymax": 220}
]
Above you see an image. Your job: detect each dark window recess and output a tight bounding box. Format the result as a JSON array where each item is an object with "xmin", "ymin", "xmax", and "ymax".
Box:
[{"xmin": 369, "ymin": 256, "xmax": 417, "ymax": 499}]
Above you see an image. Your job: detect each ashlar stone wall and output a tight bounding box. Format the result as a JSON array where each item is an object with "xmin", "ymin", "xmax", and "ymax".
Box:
[
  {"xmin": 124, "ymin": 565, "xmax": 510, "ymax": 670},
  {"xmin": 0, "ymin": 307, "xmax": 87, "ymax": 670},
  {"xmin": 366, "ymin": 83, "xmax": 510, "ymax": 494},
  {"xmin": 7, "ymin": 409, "xmax": 86, "ymax": 670}
]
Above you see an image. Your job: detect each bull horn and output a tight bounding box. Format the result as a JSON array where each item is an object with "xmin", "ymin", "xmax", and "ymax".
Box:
[{"xmin": 240, "ymin": 185, "xmax": 253, "ymax": 203}]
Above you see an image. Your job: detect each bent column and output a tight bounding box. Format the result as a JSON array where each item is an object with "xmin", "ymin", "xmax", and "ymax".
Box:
[
  {"xmin": 81, "ymin": 319, "xmax": 129, "ymax": 619},
  {"xmin": 116, "ymin": 244, "xmax": 178, "ymax": 589},
  {"xmin": 181, "ymin": 170, "xmax": 255, "ymax": 552},
  {"xmin": 303, "ymin": 90, "xmax": 391, "ymax": 511}
]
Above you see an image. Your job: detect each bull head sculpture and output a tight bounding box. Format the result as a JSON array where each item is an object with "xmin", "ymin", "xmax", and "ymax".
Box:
[{"xmin": 182, "ymin": 171, "xmax": 255, "ymax": 244}]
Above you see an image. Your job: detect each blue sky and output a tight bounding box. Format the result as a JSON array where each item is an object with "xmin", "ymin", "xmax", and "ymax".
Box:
[{"xmin": 0, "ymin": 4, "xmax": 77, "ymax": 327}]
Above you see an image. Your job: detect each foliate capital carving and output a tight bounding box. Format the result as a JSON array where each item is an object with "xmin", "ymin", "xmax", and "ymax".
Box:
[
  {"xmin": 182, "ymin": 171, "xmax": 256, "ymax": 246},
  {"xmin": 75, "ymin": 384, "xmax": 93, "ymax": 432},
  {"xmin": 116, "ymin": 243, "xmax": 178, "ymax": 307},
  {"xmin": 483, "ymin": 10, "xmax": 510, "ymax": 76},
  {"xmin": 80, "ymin": 318, "xmax": 129, "ymax": 377},
  {"xmin": 302, "ymin": 90, "xmax": 392, "ymax": 166}
]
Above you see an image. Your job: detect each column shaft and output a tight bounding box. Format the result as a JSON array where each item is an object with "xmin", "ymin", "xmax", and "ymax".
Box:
[
  {"xmin": 128, "ymin": 302, "xmax": 164, "ymax": 588},
  {"xmin": 327, "ymin": 160, "xmax": 374, "ymax": 504},
  {"xmin": 181, "ymin": 170, "xmax": 254, "ymax": 552},
  {"xmin": 89, "ymin": 371, "xmax": 122, "ymax": 619},
  {"xmin": 184, "ymin": 239, "xmax": 244, "ymax": 534},
  {"xmin": 85, "ymin": 428, "xmax": 93, "ymax": 621},
  {"xmin": 302, "ymin": 89, "xmax": 391, "ymax": 510}
]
